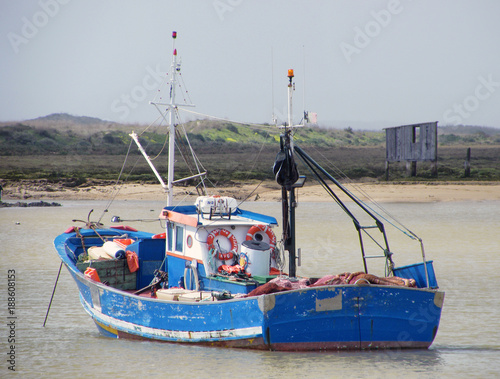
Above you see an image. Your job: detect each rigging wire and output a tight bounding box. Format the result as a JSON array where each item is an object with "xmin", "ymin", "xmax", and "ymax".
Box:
[
  {"xmin": 174, "ymin": 108, "xmax": 208, "ymax": 195},
  {"xmin": 137, "ymin": 114, "xmax": 164, "ymax": 137},
  {"xmin": 175, "ymin": 107, "xmax": 272, "ymax": 207},
  {"xmin": 175, "ymin": 108, "xmax": 208, "ymax": 174},
  {"xmin": 98, "ymin": 138, "xmax": 136, "ymax": 223},
  {"xmin": 305, "ymin": 143, "xmax": 420, "ymax": 241},
  {"xmin": 150, "ymin": 70, "xmax": 170, "ymax": 105},
  {"xmin": 150, "ymin": 127, "xmax": 170, "ymax": 161},
  {"xmin": 235, "ymin": 131, "xmax": 269, "ymax": 207},
  {"xmin": 178, "ymin": 72, "xmax": 193, "ymax": 105},
  {"xmin": 168, "ymin": 180, "xmax": 210, "ymax": 211},
  {"xmin": 237, "ymin": 179, "xmax": 265, "ymax": 207},
  {"xmin": 93, "ymin": 49, "xmax": 210, "ymax": 215},
  {"xmin": 178, "ymin": 107, "xmax": 274, "ymax": 130}
]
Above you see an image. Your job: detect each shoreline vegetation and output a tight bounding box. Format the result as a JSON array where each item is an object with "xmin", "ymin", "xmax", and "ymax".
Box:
[
  {"xmin": 1, "ymin": 114, "xmax": 500, "ymax": 204},
  {"xmin": 2, "ymin": 179, "xmax": 500, "ymax": 203}
]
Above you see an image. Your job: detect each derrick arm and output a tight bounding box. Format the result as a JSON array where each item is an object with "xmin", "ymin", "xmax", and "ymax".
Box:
[{"xmin": 293, "ymin": 145, "xmax": 395, "ymax": 275}]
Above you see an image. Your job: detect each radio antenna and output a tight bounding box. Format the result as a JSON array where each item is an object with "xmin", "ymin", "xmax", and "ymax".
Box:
[
  {"xmin": 271, "ymin": 46, "xmax": 277, "ymax": 125},
  {"xmin": 302, "ymin": 45, "xmax": 306, "ymax": 122}
]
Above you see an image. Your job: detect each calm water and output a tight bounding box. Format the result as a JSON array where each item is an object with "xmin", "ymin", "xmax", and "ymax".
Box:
[{"xmin": 1, "ymin": 199, "xmax": 500, "ymax": 378}]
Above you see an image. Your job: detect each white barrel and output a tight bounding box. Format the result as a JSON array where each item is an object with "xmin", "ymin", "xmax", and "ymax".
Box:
[
  {"xmin": 87, "ymin": 246, "xmax": 111, "ymax": 260},
  {"xmin": 103, "ymin": 241, "xmax": 126, "ymax": 259},
  {"xmin": 241, "ymin": 240, "xmax": 271, "ymax": 277}
]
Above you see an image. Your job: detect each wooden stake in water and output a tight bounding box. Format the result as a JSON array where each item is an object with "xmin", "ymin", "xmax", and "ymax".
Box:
[{"xmin": 43, "ymin": 262, "xmax": 63, "ymax": 327}]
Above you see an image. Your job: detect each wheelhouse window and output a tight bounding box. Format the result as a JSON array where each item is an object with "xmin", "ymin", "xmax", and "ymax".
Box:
[
  {"xmin": 175, "ymin": 225, "xmax": 184, "ymax": 253},
  {"xmin": 167, "ymin": 223, "xmax": 174, "ymax": 251}
]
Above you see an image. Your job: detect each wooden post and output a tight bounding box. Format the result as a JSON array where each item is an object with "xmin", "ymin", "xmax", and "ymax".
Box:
[
  {"xmin": 406, "ymin": 161, "xmax": 417, "ymax": 177},
  {"xmin": 464, "ymin": 147, "xmax": 471, "ymax": 177},
  {"xmin": 430, "ymin": 161, "xmax": 438, "ymax": 177},
  {"xmin": 385, "ymin": 161, "xmax": 390, "ymax": 181}
]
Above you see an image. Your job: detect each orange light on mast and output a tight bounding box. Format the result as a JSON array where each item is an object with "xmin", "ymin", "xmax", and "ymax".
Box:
[{"xmin": 287, "ymin": 69, "xmax": 294, "ymax": 78}]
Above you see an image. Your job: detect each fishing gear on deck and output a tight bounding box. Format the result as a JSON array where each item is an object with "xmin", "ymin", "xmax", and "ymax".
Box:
[{"xmin": 133, "ymin": 270, "xmax": 168, "ymax": 296}]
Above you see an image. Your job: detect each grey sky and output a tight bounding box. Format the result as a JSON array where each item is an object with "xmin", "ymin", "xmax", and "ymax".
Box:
[{"xmin": 1, "ymin": 0, "xmax": 499, "ymax": 129}]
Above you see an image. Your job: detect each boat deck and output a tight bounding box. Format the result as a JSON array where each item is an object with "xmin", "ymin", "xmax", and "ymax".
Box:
[{"xmin": 124, "ymin": 287, "xmax": 237, "ymax": 302}]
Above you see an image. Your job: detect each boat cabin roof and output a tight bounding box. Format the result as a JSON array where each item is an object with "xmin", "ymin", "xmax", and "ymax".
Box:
[{"xmin": 160, "ymin": 205, "xmax": 278, "ymax": 227}]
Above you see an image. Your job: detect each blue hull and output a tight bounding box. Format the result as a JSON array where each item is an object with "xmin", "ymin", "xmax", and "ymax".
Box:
[
  {"xmin": 265, "ymin": 285, "xmax": 442, "ymax": 350},
  {"xmin": 55, "ymin": 229, "xmax": 443, "ymax": 351}
]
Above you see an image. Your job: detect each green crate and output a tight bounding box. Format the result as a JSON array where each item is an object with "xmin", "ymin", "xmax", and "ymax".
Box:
[
  {"xmin": 252, "ymin": 275, "xmax": 277, "ymax": 285},
  {"xmin": 77, "ymin": 258, "xmax": 136, "ymax": 290}
]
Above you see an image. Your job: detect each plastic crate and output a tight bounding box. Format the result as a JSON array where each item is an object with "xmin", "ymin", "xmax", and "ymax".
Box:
[{"xmin": 393, "ymin": 260, "xmax": 438, "ymax": 288}]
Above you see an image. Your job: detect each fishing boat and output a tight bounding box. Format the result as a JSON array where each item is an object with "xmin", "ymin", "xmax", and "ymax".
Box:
[{"xmin": 53, "ymin": 32, "xmax": 444, "ymax": 350}]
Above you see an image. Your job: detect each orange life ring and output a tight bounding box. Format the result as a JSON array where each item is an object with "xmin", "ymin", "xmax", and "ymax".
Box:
[
  {"xmin": 246, "ymin": 224, "xmax": 276, "ymax": 252},
  {"xmin": 206, "ymin": 228, "xmax": 238, "ymax": 261}
]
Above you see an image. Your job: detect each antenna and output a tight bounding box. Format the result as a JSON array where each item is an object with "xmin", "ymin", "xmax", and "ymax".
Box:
[
  {"xmin": 302, "ymin": 45, "xmax": 306, "ymax": 122},
  {"xmin": 271, "ymin": 46, "xmax": 277, "ymax": 125},
  {"xmin": 287, "ymin": 68, "xmax": 294, "ymax": 129}
]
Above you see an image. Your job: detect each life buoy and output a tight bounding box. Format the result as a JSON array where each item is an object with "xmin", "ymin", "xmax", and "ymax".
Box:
[
  {"xmin": 246, "ymin": 224, "xmax": 276, "ymax": 252},
  {"xmin": 206, "ymin": 228, "xmax": 238, "ymax": 261}
]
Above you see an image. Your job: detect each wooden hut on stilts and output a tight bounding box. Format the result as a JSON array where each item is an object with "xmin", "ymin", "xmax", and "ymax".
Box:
[{"xmin": 384, "ymin": 122, "xmax": 438, "ymax": 180}]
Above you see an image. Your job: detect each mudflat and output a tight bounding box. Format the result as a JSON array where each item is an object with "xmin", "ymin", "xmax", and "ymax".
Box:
[{"xmin": 3, "ymin": 180, "xmax": 500, "ymax": 203}]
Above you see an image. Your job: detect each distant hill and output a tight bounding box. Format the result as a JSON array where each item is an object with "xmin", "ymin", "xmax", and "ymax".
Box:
[
  {"xmin": 0, "ymin": 114, "xmax": 499, "ymax": 157},
  {"xmin": 1, "ymin": 114, "xmax": 499, "ymax": 182},
  {"xmin": 439, "ymin": 124, "xmax": 500, "ymax": 136},
  {"xmin": 8, "ymin": 113, "xmax": 139, "ymax": 137},
  {"xmin": 28, "ymin": 113, "xmax": 109, "ymax": 125},
  {"xmin": 438, "ymin": 125, "xmax": 500, "ymax": 145}
]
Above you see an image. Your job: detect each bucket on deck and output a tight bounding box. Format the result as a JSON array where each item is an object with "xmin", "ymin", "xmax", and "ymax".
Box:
[{"xmin": 241, "ymin": 240, "xmax": 270, "ymax": 277}]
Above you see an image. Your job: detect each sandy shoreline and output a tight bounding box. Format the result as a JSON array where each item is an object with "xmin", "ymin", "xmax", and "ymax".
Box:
[{"xmin": 2, "ymin": 180, "xmax": 500, "ymax": 203}]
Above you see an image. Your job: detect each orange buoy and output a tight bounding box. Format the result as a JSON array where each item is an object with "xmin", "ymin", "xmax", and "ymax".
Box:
[
  {"xmin": 126, "ymin": 251, "xmax": 139, "ymax": 273},
  {"xmin": 84, "ymin": 267, "xmax": 101, "ymax": 282}
]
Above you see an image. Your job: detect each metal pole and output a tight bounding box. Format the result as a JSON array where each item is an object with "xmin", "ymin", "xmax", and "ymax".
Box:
[
  {"xmin": 130, "ymin": 132, "xmax": 168, "ymax": 191},
  {"xmin": 289, "ymin": 187, "xmax": 296, "ymax": 278},
  {"xmin": 167, "ymin": 32, "xmax": 178, "ymax": 206},
  {"xmin": 43, "ymin": 262, "xmax": 63, "ymax": 327}
]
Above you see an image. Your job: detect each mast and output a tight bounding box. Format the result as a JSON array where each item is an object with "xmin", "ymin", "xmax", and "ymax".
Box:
[
  {"xmin": 274, "ymin": 69, "xmax": 305, "ymax": 278},
  {"xmin": 131, "ymin": 31, "xmax": 205, "ymax": 206},
  {"xmin": 166, "ymin": 31, "xmax": 178, "ymax": 206},
  {"xmin": 285, "ymin": 69, "xmax": 296, "ymax": 277}
]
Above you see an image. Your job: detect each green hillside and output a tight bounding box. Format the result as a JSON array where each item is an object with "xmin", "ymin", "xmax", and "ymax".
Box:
[{"xmin": 1, "ymin": 114, "xmax": 499, "ymax": 183}]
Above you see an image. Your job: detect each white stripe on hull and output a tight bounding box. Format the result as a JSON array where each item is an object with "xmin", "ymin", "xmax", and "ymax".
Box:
[{"xmin": 81, "ymin": 298, "xmax": 263, "ymax": 342}]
